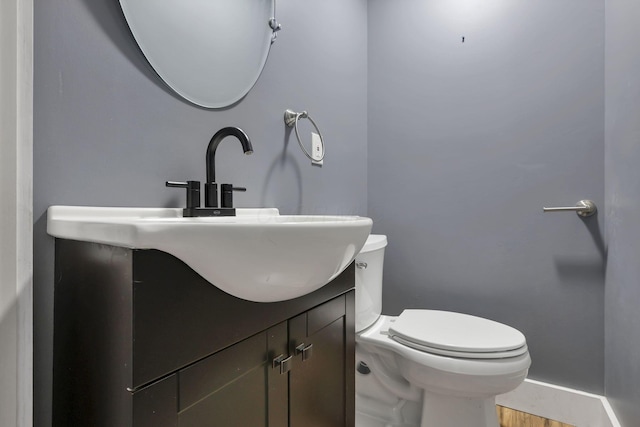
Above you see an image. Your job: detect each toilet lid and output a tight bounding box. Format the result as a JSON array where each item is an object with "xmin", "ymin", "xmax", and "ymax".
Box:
[{"xmin": 388, "ymin": 310, "xmax": 528, "ymax": 359}]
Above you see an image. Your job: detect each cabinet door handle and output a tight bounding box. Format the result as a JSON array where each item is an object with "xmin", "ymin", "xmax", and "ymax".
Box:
[
  {"xmin": 295, "ymin": 343, "xmax": 314, "ymax": 361},
  {"xmin": 272, "ymin": 354, "xmax": 292, "ymax": 374}
]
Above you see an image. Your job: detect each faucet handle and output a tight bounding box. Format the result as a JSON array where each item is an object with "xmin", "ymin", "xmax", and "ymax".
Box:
[
  {"xmin": 220, "ymin": 184, "xmax": 246, "ymax": 208},
  {"xmin": 166, "ymin": 181, "xmax": 201, "ymax": 209}
]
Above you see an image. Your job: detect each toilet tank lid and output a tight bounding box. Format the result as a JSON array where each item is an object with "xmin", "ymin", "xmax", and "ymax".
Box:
[{"xmin": 362, "ymin": 234, "xmax": 387, "ymax": 253}]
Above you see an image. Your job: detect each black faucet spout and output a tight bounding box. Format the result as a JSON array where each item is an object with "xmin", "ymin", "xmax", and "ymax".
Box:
[
  {"xmin": 205, "ymin": 127, "xmax": 253, "ymax": 207},
  {"xmin": 206, "ymin": 127, "xmax": 253, "ymax": 184}
]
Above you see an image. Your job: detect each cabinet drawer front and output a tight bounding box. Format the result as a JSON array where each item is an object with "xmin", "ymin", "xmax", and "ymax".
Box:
[{"xmin": 179, "ymin": 332, "xmax": 268, "ymax": 411}]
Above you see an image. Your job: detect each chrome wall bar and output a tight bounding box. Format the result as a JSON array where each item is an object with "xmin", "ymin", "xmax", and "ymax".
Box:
[{"xmin": 543, "ymin": 200, "xmax": 597, "ymax": 217}]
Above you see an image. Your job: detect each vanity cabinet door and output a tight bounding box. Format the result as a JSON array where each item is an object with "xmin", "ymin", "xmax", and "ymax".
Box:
[
  {"xmin": 133, "ymin": 375, "xmax": 178, "ymax": 427},
  {"xmin": 289, "ymin": 292, "xmax": 355, "ymax": 427},
  {"xmin": 175, "ymin": 322, "xmax": 288, "ymax": 427}
]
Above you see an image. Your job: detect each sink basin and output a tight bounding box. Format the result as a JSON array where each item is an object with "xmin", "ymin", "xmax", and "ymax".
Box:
[{"xmin": 47, "ymin": 206, "xmax": 372, "ymax": 302}]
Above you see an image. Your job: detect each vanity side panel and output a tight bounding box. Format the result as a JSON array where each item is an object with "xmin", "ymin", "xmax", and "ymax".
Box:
[
  {"xmin": 132, "ymin": 250, "xmax": 354, "ymax": 388},
  {"xmin": 345, "ymin": 290, "xmax": 355, "ymax": 427},
  {"xmin": 53, "ymin": 239, "xmax": 134, "ymax": 427}
]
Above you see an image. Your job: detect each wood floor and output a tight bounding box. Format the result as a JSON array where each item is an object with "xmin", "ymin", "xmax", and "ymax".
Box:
[{"xmin": 497, "ymin": 405, "xmax": 575, "ymax": 427}]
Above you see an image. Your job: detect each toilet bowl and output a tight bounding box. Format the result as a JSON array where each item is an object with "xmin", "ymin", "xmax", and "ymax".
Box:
[{"xmin": 355, "ymin": 235, "xmax": 531, "ymax": 427}]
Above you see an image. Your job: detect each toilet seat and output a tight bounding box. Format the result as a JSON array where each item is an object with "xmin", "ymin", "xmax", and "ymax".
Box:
[{"xmin": 388, "ymin": 310, "xmax": 528, "ymax": 359}]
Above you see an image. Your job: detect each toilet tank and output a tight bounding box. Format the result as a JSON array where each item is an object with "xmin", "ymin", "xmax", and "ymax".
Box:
[{"xmin": 355, "ymin": 234, "xmax": 387, "ymax": 333}]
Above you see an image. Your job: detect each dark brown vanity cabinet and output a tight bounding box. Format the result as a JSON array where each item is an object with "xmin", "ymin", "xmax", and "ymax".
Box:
[{"xmin": 53, "ymin": 239, "xmax": 355, "ymax": 427}]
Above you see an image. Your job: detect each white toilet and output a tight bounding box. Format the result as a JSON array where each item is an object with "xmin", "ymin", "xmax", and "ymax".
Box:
[{"xmin": 355, "ymin": 235, "xmax": 531, "ymax": 427}]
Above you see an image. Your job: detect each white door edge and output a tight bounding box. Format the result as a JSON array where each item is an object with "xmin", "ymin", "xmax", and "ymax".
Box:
[{"xmin": 0, "ymin": 0, "xmax": 34, "ymax": 426}]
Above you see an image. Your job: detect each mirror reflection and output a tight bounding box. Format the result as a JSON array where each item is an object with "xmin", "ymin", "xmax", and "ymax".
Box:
[{"xmin": 119, "ymin": 0, "xmax": 277, "ymax": 108}]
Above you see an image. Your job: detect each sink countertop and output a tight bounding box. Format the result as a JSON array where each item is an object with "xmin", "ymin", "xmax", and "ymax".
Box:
[{"xmin": 47, "ymin": 206, "xmax": 372, "ymax": 302}]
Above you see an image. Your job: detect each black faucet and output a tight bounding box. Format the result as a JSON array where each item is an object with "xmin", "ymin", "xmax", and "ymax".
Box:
[
  {"xmin": 205, "ymin": 127, "xmax": 253, "ymax": 208},
  {"xmin": 166, "ymin": 127, "xmax": 253, "ymax": 217}
]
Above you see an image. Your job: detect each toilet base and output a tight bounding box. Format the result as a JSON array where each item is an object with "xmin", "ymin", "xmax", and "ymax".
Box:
[
  {"xmin": 420, "ymin": 390, "xmax": 498, "ymax": 427},
  {"xmin": 356, "ymin": 393, "xmax": 421, "ymax": 427},
  {"xmin": 355, "ymin": 390, "xmax": 500, "ymax": 427}
]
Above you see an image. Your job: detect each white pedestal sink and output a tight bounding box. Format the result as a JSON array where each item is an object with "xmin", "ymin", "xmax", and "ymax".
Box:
[{"xmin": 47, "ymin": 206, "xmax": 372, "ymax": 302}]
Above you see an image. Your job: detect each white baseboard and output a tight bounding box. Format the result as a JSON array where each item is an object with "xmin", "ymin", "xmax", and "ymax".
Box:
[{"xmin": 496, "ymin": 379, "xmax": 622, "ymax": 427}]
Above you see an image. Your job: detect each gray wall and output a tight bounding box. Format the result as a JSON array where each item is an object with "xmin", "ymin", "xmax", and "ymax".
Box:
[
  {"xmin": 368, "ymin": 0, "xmax": 605, "ymax": 392},
  {"xmin": 33, "ymin": 0, "xmax": 367, "ymax": 425},
  {"xmin": 33, "ymin": 0, "xmax": 640, "ymax": 424},
  {"xmin": 604, "ymin": 0, "xmax": 640, "ymax": 425}
]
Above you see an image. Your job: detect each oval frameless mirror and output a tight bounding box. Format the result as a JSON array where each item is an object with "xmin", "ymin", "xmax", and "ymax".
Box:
[{"xmin": 119, "ymin": 0, "xmax": 278, "ymax": 108}]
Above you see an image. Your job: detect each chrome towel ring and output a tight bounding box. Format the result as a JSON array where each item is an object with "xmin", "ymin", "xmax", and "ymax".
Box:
[{"xmin": 284, "ymin": 109, "xmax": 325, "ymax": 162}]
